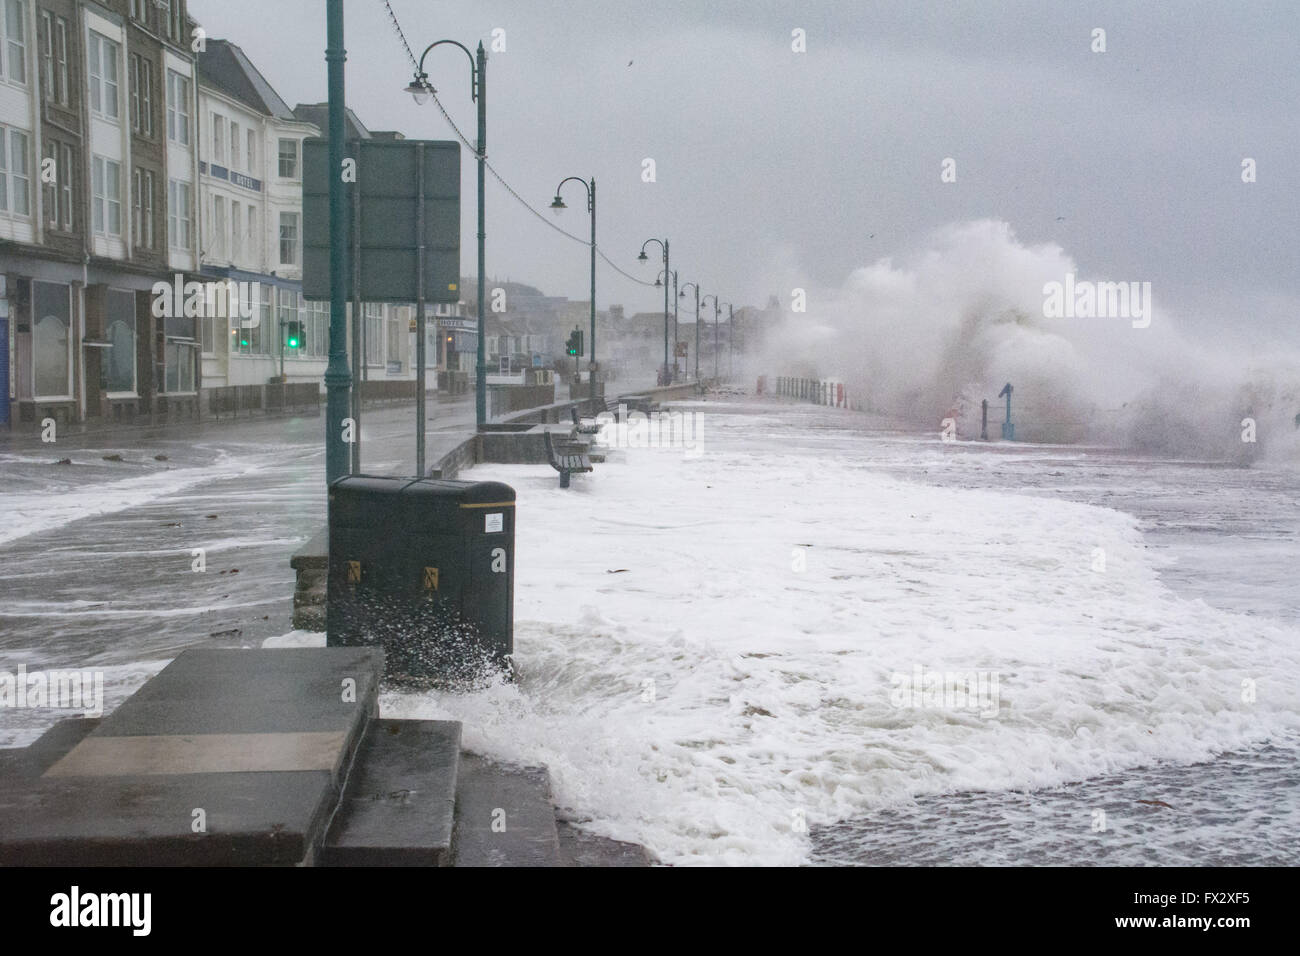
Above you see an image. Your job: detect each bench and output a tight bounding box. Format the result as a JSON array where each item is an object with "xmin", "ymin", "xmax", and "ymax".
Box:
[
  {"xmin": 570, "ymin": 404, "xmax": 602, "ymax": 434},
  {"xmin": 543, "ymin": 429, "xmax": 593, "ymax": 488},
  {"xmin": 617, "ymin": 394, "xmax": 662, "ymax": 417}
]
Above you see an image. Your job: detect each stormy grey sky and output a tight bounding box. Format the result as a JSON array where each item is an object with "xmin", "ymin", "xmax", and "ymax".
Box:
[{"xmin": 190, "ymin": 0, "xmax": 1299, "ymax": 346}]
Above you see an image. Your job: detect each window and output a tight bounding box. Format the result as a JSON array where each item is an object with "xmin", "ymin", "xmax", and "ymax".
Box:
[
  {"xmin": 33, "ymin": 280, "xmax": 71, "ymax": 398},
  {"xmin": 144, "ymin": 170, "xmax": 155, "ymax": 247},
  {"xmin": 105, "ymin": 289, "xmax": 136, "ymax": 394},
  {"xmin": 3, "ymin": 0, "xmax": 26, "ymax": 85},
  {"xmin": 38, "ymin": 10, "xmax": 52, "ymax": 100},
  {"xmin": 53, "ymin": 14, "xmax": 66, "ymax": 104},
  {"xmin": 363, "ymin": 304, "xmax": 383, "ymax": 366},
  {"xmin": 160, "ymin": 0, "xmax": 184, "ymax": 44},
  {"xmin": 211, "ymin": 194, "xmax": 225, "ymax": 257},
  {"xmin": 200, "ymin": 282, "xmax": 237, "ymax": 356},
  {"xmin": 0, "ymin": 125, "xmax": 31, "ymax": 217},
  {"xmin": 387, "ymin": 312, "xmax": 403, "ymax": 370},
  {"xmin": 168, "ymin": 178, "xmax": 191, "ymax": 249},
  {"xmin": 129, "ymin": 54, "xmax": 140, "ymax": 130},
  {"xmin": 142, "ymin": 60, "xmax": 153, "ymax": 135},
  {"xmin": 279, "ymin": 287, "xmax": 299, "ymax": 353},
  {"xmin": 307, "ymin": 300, "xmax": 329, "ymax": 357},
  {"xmin": 277, "ymin": 138, "xmax": 297, "ymax": 178},
  {"xmin": 92, "ymin": 156, "xmax": 121, "ymax": 235},
  {"xmin": 246, "ymin": 206, "xmax": 256, "ymax": 249},
  {"xmin": 129, "ymin": 0, "xmax": 147, "ymax": 23},
  {"xmin": 88, "ymin": 31, "xmax": 120, "ymax": 119},
  {"xmin": 42, "ymin": 142, "xmax": 74, "ymax": 229},
  {"xmin": 229, "ymin": 121, "xmax": 239, "ymax": 170},
  {"xmin": 166, "ymin": 69, "xmax": 189, "ymax": 144},
  {"xmin": 246, "ymin": 129, "xmax": 255, "ymax": 173},
  {"xmin": 36, "ymin": 12, "xmax": 69, "ymax": 104},
  {"xmin": 230, "ymin": 200, "xmax": 240, "ymax": 258},
  {"xmin": 132, "ymin": 168, "xmax": 153, "ymax": 248},
  {"xmin": 211, "ymin": 112, "xmax": 224, "ymax": 164},
  {"xmin": 131, "ymin": 168, "xmax": 140, "ymax": 242},
  {"xmin": 59, "ymin": 143, "xmax": 72, "ymax": 228},
  {"xmin": 129, "ymin": 55, "xmax": 153, "ymax": 136},
  {"xmin": 278, "ymin": 211, "xmax": 297, "ymax": 264},
  {"xmin": 42, "ymin": 139, "xmax": 54, "ymax": 226},
  {"xmin": 164, "ymin": 341, "xmax": 196, "ymax": 393},
  {"xmin": 232, "ymin": 283, "xmax": 263, "ymax": 354},
  {"xmin": 254, "ymin": 283, "xmax": 269, "ymax": 352}
]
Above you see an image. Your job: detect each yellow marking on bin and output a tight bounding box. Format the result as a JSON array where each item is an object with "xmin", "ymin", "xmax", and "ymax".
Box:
[
  {"xmin": 457, "ymin": 501, "xmax": 516, "ymax": 510},
  {"xmin": 346, "ymin": 560, "xmax": 362, "ymax": 583},
  {"xmin": 423, "ymin": 566, "xmax": 439, "ymax": 592}
]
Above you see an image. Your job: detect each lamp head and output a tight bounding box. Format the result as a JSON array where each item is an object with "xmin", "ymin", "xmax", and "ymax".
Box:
[
  {"xmin": 550, "ymin": 196, "xmax": 566, "ymax": 215},
  {"xmin": 637, "ymin": 251, "xmax": 648, "ymax": 262},
  {"xmin": 405, "ymin": 74, "xmax": 432, "ymax": 105}
]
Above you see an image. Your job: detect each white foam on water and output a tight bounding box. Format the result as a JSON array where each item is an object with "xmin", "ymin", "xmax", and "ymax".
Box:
[
  {"xmin": 0, "ymin": 451, "xmax": 264, "ymax": 548},
  {"xmin": 757, "ymin": 219, "xmax": 1300, "ymax": 460},
  {"xmin": 381, "ymin": 410, "xmax": 1300, "ymax": 865}
]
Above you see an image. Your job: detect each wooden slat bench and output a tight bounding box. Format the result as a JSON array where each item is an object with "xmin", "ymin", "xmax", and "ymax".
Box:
[
  {"xmin": 544, "ymin": 429, "xmax": 593, "ymax": 488},
  {"xmin": 570, "ymin": 405, "xmax": 602, "ymax": 434}
]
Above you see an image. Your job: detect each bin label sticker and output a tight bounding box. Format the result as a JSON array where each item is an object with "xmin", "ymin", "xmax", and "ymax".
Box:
[
  {"xmin": 423, "ymin": 567, "xmax": 440, "ymax": 592},
  {"xmin": 491, "ymin": 548, "xmax": 507, "ymax": 573},
  {"xmin": 485, "ymin": 512, "xmax": 504, "ymax": 533},
  {"xmin": 346, "ymin": 560, "xmax": 362, "ymax": 584}
]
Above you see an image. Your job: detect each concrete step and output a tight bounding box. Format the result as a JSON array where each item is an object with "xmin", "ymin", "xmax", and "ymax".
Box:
[
  {"xmin": 321, "ymin": 719, "xmax": 462, "ymax": 866},
  {"xmin": 0, "ymin": 647, "xmax": 383, "ymax": 866},
  {"xmin": 0, "ymin": 718, "xmax": 101, "ymax": 783},
  {"xmin": 452, "ymin": 753, "xmax": 562, "ymax": 866}
]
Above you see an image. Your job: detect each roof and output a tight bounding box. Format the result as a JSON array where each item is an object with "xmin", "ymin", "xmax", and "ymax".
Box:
[
  {"xmin": 196, "ymin": 40, "xmax": 298, "ymax": 122},
  {"xmin": 292, "ymin": 104, "xmax": 372, "ymax": 140}
]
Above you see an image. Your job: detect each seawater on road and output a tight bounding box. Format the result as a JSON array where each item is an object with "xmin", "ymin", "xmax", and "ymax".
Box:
[
  {"xmin": 749, "ymin": 403, "xmax": 1300, "ymax": 866},
  {"xmin": 376, "ymin": 398, "xmax": 1299, "ymax": 865},
  {"xmin": 2, "ymin": 394, "xmax": 1295, "ymax": 864},
  {"xmin": 0, "ymin": 398, "xmax": 475, "ymax": 747}
]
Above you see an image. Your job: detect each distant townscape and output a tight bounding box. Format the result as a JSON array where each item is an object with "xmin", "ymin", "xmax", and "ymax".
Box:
[{"xmin": 0, "ymin": 0, "xmax": 780, "ymax": 432}]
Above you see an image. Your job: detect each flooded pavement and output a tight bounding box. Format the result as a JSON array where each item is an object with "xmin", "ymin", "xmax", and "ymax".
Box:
[{"xmin": 0, "ymin": 398, "xmax": 474, "ymax": 747}]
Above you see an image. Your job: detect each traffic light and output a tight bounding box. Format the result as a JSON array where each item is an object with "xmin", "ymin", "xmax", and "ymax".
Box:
[
  {"xmin": 565, "ymin": 328, "xmax": 584, "ymax": 356},
  {"xmin": 284, "ymin": 320, "xmax": 304, "ymax": 350}
]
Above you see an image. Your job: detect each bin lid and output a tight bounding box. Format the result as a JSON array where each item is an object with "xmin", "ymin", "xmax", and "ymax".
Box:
[
  {"xmin": 329, "ymin": 476, "xmax": 514, "ymax": 532},
  {"xmin": 400, "ymin": 479, "xmax": 513, "ymax": 533},
  {"xmin": 329, "ymin": 475, "xmax": 421, "ymax": 528},
  {"xmin": 404, "ymin": 478, "xmax": 515, "ymax": 505}
]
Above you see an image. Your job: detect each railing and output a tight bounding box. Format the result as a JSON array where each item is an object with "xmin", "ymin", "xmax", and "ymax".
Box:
[
  {"xmin": 206, "ymin": 382, "xmax": 323, "ymax": 419},
  {"xmin": 772, "ymin": 376, "xmax": 857, "ymax": 409}
]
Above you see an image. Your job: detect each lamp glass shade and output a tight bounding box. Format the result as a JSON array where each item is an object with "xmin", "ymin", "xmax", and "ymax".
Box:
[{"xmin": 405, "ymin": 78, "xmax": 431, "ymax": 105}]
